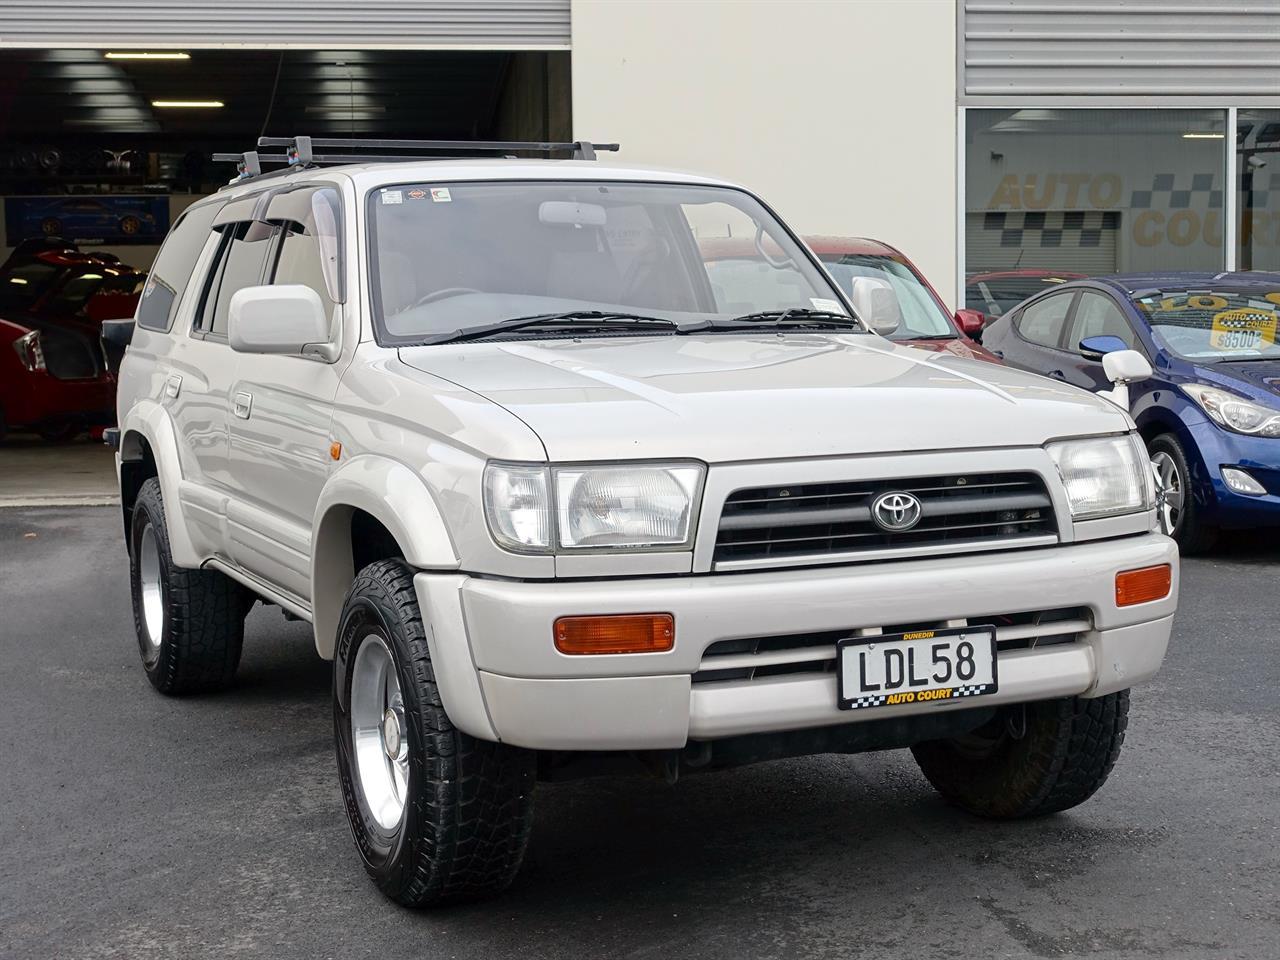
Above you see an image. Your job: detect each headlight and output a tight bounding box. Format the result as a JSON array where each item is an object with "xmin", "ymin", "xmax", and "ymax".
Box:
[
  {"xmin": 1047, "ymin": 434, "xmax": 1151, "ymax": 520},
  {"xmin": 1182, "ymin": 384, "xmax": 1280, "ymax": 438},
  {"xmin": 483, "ymin": 461, "xmax": 705, "ymax": 553}
]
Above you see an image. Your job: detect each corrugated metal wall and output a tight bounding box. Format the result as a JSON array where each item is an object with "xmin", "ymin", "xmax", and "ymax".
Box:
[
  {"xmin": 962, "ymin": 0, "xmax": 1280, "ymax": 97},
  {"xmin": 0, "ymin": 0, "xmax": 571, "ymax": 49}
]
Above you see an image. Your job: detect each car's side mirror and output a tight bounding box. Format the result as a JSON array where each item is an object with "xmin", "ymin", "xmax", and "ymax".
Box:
[
  {"xmin": 229, "ymin": 285, "xmax": 335, "ymax": 360},
  {"xmin": 1079, "ymin": 334, "xmax": 1130, "ymax": 361},
  {"xmin": 954, "ymin": 308, "xmax": 987, "ymax": 339},
  {"xmin": 1102, "ymin": 348, "xmax": 1152, "ymax": 385},
  {"xmin": 848, "ymin": 276, "xmax": 902, "ymax": 336}
]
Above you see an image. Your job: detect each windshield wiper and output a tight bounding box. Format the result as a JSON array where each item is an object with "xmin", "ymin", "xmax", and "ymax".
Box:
[
  {"xmin": 709, "ymin": 308, "xmax": 866, "ymax": 332},
  {"xmin": 423, "ymin": 310, "xmax": 683, "ymax": 345},
  {"xmin": 905, "ymin": 333, "xmax": 958, "ymax": 341}
]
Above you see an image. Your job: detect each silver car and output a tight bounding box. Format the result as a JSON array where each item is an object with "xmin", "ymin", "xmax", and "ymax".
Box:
[{"xmin": 112, "ymin": 139, "xmax": 1178, "ymax": 907}]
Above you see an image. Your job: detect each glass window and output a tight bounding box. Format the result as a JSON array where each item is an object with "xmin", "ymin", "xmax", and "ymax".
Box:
[
  {"xmin": 813, "ymin": 253, "xmax": 955, "ymax": 338},
  {"xmin": 0, "ymin": 261, "xmax": 60, "ymax": 307},
  {"xmin": 137, "ymin": 201, "xmax": 221, "ymax": 332},
  {"xmin": 965, "ymin": 109, "xmax": 1228, "ymax": 310},
  {"xmin": 1016, "ymin": 292, "xmax": 1075, "ymax": 349},
  {"xmin": 1069, "ymin": 291, "xmax": 1135, "ymax": 351},
  {"xmin": 196, "ymin": 221, "xmax": 275, "ymax": 337},
  {"xmin": 367, "ymin": 180, "xmax": 845, "ymax": 345},
  {"xmin": 1238, "ymin": 110, "xmax": 1280, "ymax": 271},
  {"xmin": 1133, "ymin": 287, "xmax": 1280, "ymax": 361},
  {"xmin": 271, "ymin": 222, "xmax": 335, "ymax": 311}
]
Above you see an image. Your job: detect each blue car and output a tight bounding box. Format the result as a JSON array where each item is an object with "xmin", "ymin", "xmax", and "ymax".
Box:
[{"xmin": 981, "ymin": 272, "xmax": 1280, "ymax": 551}]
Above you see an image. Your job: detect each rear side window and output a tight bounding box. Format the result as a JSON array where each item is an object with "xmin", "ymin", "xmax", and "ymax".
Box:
[
  {"xmin": 136, "ymin": 202, "xmax": 221, "ymax": 332},
  {"xmin": 195, "ymin": 221, "xmax": 276, "ymax": 338},
  {"xmin": 1015, "ymin": 292, "xmax": 1075, "ymax": 349}
]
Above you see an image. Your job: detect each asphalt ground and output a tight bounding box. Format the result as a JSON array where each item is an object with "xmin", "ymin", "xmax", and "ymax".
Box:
[{"xmin": 1, "ymin": 507, "xmax": 1277, "ymax": 960}]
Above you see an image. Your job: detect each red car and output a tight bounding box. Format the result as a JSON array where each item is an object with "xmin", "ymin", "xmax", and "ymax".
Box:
[
  {"xmin": 801, "ymin": 236, "xmax": 1001, "ymax": 362},
  {"xmin": 0, "ymin": 241, "xmax": 144, "ymax": 442}
]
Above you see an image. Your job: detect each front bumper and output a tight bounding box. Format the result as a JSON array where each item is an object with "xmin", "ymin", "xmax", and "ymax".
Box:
[
  {"xmin": 1188, "ymin": 420, "xmax": 1280, "ymax": 528},
  {"xmin": 415, "ymin": 533, "xmax": 1178, "ymax": 750}
]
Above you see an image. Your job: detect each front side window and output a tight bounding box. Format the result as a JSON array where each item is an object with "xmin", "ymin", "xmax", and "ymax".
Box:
[
  {"xmin": 195, "ymin": 221, "xmax": 276, "ymax": 338},
  {"xmin": 1016, "ymin": 292, "xmax": 1075, "ymax": 349},
  {"xmin": 813, "ymin": 253, "xmax": 955, "ymax": 339},
  {"xmin": 367, "ymin": 180, "xmax": 845, "ymax": 345},
  {"xmin": 1069, "ymin": 291, "xmax": 1136, "ymax": 352},
  {"xmin": 1134, "ymin": 289, "xmax": 1280, "ymax": 361}
]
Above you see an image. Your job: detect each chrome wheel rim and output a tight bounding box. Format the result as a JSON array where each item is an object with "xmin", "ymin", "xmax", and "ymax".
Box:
[
  {"xmin": 350, "ymin": 634, "xmax": 409, "ymax": 831},
  {"xmin": 1150, "ymin": 451, "xmax": 1183, "ymax": 535},
  {"xmin": 138, "ymin": 522, "xmax": 164, "ymax": 655}
]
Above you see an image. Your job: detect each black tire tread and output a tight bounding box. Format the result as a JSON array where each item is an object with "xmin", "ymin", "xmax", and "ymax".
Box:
[
  {"xmin": 911, "ymin": 691, "xmax": 1130, "ymax": 819},
  {"xmin": 337, "ymin": 559, "xmax": 535, "ymax": 907},
  {"xmin": 1149, "ymin": 432, "xmax": 1217, "ymax": 554},
  {"xmin": 131, "ymin": 477, "xmax": 246, "ymax": 694}
]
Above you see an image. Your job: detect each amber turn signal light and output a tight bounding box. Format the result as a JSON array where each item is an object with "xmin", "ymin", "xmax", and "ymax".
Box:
[
  {"xmin": 1115, "ymin": 564, "xmax": 1172, "ymax": 607},
  {"xmin": 554, "ymin": 614, "xmax": 675, "ymax": 655}
]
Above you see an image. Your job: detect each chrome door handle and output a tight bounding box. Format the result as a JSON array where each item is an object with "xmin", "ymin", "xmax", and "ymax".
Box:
[
  {"xmin": 233, "ymin": 392, "xmax": 253, "ymax": 419},
  {"xmin": 164, "ymin": 374, "xmax": 182, "ymax": 399}
]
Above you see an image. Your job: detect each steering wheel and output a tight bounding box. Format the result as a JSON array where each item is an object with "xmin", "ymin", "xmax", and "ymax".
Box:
[
  {"xmin": 405, "ymin": 287, "xmax": 481, "ymax": 311},
  {"xmin": 754, "ymin": 223, "xmax": 794, "ymax": 270}
]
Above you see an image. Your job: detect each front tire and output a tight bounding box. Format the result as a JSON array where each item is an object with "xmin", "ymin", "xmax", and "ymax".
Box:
[
  {"xmin": 334, "ymin": 559, "xmax": 536, "ymax": 907},
  {"xmin": 129, "ymin": 478, "xmax": 247, "ymax": 694},
  {"xmin": 911, "ymin": 692, "xmax": 1130, "ymax": 819}
]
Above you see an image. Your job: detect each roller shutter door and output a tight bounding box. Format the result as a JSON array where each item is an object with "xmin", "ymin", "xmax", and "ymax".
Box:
[
  {"xmin": 961, "ymin": 0, "xmax": 1280, "ymax": 98},
  {"xmin": 0, "ymin": 1, "xmax": 571, "ymax": 49},
  {"xmin": 966, "ymin": 211, "xmax": 1118, "ymax": 275}
]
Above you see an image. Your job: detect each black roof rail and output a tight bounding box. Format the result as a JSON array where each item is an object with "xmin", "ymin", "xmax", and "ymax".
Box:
[{"xmin": 214, "ymin": 136, "xmax": 620, "ymax": 185}]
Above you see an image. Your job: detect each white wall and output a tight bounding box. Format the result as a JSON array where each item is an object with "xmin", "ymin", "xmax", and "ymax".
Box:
[{"xmin": 570, "ymin": 0, "xmax": 959, "ymax": 306}]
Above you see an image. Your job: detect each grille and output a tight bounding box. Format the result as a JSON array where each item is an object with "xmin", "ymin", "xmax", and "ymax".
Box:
[
  {"xmin": 713, "ymin": 471, "xmax": 1056, "ymax": 566},
  {"xmin": 692, "ymin": 608, "xmax": 1089, "ymax": 685}
]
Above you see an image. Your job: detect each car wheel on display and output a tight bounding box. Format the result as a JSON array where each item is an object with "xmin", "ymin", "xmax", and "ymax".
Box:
[
  {"xmin": 129, "ymin": 478, "xmax": 249, "ymax": 694},
  {"xmin": 1148, "ymin": 432, "xmax": 1217, "ymax": 553},
  {"xmin": 333, "ymin": 559, "xmax": 536, "ymax": 907},
  {"xmin": 911, "ymin": 691, "xmax": 1130, "ymax": 819},
  {"xmin": 119, "ymin": 215, "xmax": 141, "ymax": 236},
  {"xmin": 40, "ymin": 217, "xmax": 62, "ymax": 237}
]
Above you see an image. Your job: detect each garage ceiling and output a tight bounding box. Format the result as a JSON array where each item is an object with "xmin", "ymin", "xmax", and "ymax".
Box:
[{"xmin": 0, "ymin": 48, "xmax": 515, "ymax": 140}]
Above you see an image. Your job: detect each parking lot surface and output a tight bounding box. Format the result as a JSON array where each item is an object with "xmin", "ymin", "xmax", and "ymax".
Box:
[{"xmin": 2, "ymin": 507, "xmax": 1277, "ymax": 960}]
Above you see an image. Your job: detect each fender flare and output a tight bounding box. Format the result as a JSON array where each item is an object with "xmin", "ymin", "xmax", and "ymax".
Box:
[
  {"xmin": 119, "ymin": 400, "xmax": 200, "ymax": 568},
  {"xmin": 311, "ymin": 455, "xmax": 460, "ymax": 660}
]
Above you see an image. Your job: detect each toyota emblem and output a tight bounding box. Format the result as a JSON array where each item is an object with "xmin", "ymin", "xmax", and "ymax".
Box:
[{"xmin": 871, "ymin": 491, "xmax": 923, "ymax": 532}]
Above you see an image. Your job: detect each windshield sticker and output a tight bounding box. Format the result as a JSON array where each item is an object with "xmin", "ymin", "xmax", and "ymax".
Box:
[
  {"xmin": 810, "ymin": 297, "xmax": 845, "ymax": 313},
  {"xmin": 380, "ymin": 190, "xmax": 403, "ymax": 205},
  {"xmin": 406, "ymin": 189, "xmax": 427, "ymax": 200},
  {"xmin": 1210, "ymin": 307, "xmax": 1277, "ymax": 351},
  {"xmin": 430, "ymin": 187, "xmax": 452, "ymax": 203}
]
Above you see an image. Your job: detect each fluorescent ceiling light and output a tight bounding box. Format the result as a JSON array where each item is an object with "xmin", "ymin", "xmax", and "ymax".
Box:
[
  {"xmin": 106, "ymin": 51, "xmax": 190, "ymax": 60},
  {"xmin": 9, "ymin": 277, "xmax": 28, "ymax": 285},
  {"xmin": 152, "ymin": 100, "xmax": 223, "ymax": 108},
  {"xmin": 1183, "ymin": 132, "xmax": 1225, "ymax": 139}
]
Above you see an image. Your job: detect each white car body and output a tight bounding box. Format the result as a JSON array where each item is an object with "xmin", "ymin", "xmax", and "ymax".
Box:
[{"xmin": 115, "ymin": 157, "xmax": 1178, "ymax": 753}]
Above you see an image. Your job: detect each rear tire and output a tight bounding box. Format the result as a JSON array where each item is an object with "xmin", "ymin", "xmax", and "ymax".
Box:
[
  {"xmin": 334, "ymin": 559, "xmax": 536, "ymax": 907},
  {"xmin": 911, "ymin": 692, "xmax": 1130, "ymax": 819},
  {"xmin": 129, "ymin": 477, "xmax": 247, "ymax": 694},
  {"xmin": 1148, "ymin": 432, "xmax": 1216, "ymax": 554}
]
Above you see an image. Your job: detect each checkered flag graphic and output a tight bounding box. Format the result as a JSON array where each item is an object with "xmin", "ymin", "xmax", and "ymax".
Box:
[
  {"xmin": 982, "ymin": 211, "xmax": 1117, "ymax": 249},
  {"xmin": 1129, "ymin": 172, "xmax": 1224, "ymax": 210},
  {"xmin": 953, "ymin": 684, "xmax": 992, "ymax": 698},
  {"xmin": 849, "ymin": 695, "xmax": 887, "ymax": 710}
]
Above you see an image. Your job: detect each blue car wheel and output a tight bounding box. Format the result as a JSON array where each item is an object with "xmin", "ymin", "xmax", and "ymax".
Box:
[{"xmin": 1148, "ymin": 432, "xmax": 1217, "ymax": 553}]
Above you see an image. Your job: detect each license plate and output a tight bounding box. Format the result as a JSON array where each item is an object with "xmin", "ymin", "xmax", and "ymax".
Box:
[{"xmin": 836, "ymin": 625, "xmax": 998, "ymax": 711}]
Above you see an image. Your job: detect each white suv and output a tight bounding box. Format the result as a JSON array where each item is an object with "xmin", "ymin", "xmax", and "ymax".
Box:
[{"xmin": 112, "ymin": 138, "xmax": 1178, "ymax": 907}]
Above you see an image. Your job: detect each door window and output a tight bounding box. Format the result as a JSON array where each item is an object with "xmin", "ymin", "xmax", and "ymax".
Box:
[
  {"xmin": 1015, "ymin": 292, "xmax": 1075, "ymax": 349},
  {"xmin": 195, "ymin": 221, "xmax": 276, "ymax": 338},
  {"xmin": 1069, "ymin": 291, "xmax": 1136, "ymax": 352},
  {"xmin": 137, "ymin": 201, "xmax": 221, "ymax": 332}
]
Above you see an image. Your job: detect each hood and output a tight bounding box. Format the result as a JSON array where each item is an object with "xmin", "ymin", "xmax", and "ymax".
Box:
[
  {"xmin": 398, "ymin": 334, "xmax": 1129, "ymax": 462},
  {"xmin": 1191, "ymin": 358, "xmax": 1280, "ymax": 404},
  {"xmin": 895, "ymin": 336, "xmax": 1002, "ymax": 364}
]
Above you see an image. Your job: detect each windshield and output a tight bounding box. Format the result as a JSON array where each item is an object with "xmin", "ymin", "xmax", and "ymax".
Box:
[
  {"xmin": 813, "ymin": 253, "xmax": 954, "ymax": 339},
  {"xmin": 368, "ymin": 180, "xmax": 848, "ymax": 344},
  {"xmin": 1134, "ymin": 289, "xmax": 1280, "ymax": 362}
]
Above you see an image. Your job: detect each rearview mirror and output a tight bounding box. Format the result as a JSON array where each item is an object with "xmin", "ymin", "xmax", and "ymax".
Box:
[
  {"xmin": 954, "ymin": 308, "xmax": 987, "ymax": 338},
  {"xmin": 229, "ymin": 285, "xmax": 334, "ymax": 360},
  {"xmin": 538, "ymin": 201, "xmax": 606, "ymax": 228},
  {"xmin": 848, "ymin": 276, "xmax": 902, "ymax": 336},
  {"xmin": 1079, "ymin": 334, "xmax": 1129, "ymax": 361}
]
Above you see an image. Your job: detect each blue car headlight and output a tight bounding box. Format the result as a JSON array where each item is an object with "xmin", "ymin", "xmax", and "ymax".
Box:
[{"xmin": 1182, "ymin": 384, "xmax": 1280, "ymax": 438}]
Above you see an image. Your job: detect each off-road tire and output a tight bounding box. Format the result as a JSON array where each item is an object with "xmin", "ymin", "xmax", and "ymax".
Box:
[
  {"xmin": 1148, "ymin": 432, "xmax": 1216, "ymax": 554},
  {"xmin": 129, "ymin": 477, "xmax": 247, "ymax": 694},
  {"xmin": 333, "ymin": 559, "xmax": 536, "ymax": 907},
  {"xmin": 911, "ymin": 691, "xmax": 1130, "ymax": 819}
]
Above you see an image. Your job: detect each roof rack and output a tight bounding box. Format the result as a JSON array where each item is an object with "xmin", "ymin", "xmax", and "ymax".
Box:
[{"xmin": 214, "ymin": 136, "xmax": 620, "ymax": 184}]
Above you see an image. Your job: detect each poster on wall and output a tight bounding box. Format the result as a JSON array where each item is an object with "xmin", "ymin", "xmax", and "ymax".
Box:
[{"xmin": 4, "ymin": 195, "xmax": 169, "ymax": 245}]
